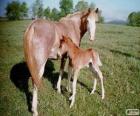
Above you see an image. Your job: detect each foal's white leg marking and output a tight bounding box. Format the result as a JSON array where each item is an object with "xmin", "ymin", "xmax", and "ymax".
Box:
[
  {"xmin": 67, "ymin": 66, "xmax": 72, "ymax": 92},
  {"xmin": 69, "ymin": 70, "xmax": 79, "ymax": 108},
  {"xmin": 32, "ymin": 85, "xmax": 38, "ymax": 116},
  {"xmin": 90, "ymin": 78, "xmax": 97, "ymax": 94},
  {"xmin": 57, "ymin": 69, "xmax": 63, "ymax": 93}
]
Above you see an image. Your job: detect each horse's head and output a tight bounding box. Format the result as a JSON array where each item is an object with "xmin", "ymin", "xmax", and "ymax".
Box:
[{"xmin": 82, "ymin": 8, "xmax": 99, "ymax": 41}]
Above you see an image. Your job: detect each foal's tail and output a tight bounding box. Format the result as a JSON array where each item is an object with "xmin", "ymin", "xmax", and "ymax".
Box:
[{"xmin": 92, "ymin": 50, "xmax": 102, "ymax": 66}]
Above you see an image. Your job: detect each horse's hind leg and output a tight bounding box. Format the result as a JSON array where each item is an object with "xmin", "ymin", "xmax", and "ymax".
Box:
[
  {"xmin": 32, "ymin": 63, "xmax": 45, "ymax": 116},
  {"xmin": 32, "ymin": 84, "xmax": 38, "ymax": 116},
  {"xmin": 57, "ymin": 54, "xmax": 67, "ymax": 93}
]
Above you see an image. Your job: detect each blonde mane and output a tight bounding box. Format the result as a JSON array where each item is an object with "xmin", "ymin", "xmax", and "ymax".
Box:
[{"xmin": 60, "ymin": 11, "xmax": 83, "ymax": 21}]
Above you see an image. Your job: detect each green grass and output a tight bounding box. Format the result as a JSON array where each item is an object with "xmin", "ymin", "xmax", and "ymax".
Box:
[{"xmin": 0, "ymin": 20, "xmax": 140, "ymax": 116}]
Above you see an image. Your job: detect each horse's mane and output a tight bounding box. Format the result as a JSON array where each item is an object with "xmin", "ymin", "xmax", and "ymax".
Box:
[{"xmin": 60, "ymin": 11, "xmax": 83, "ymax": 21}]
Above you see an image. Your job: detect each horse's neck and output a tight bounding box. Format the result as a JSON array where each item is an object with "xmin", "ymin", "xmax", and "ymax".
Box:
[
  {"xmin": 70, "ymin": 16, "xmax": 87, "ymax": 41},
  {"xmin": 61, "ymin": 16, "xmax": 87, "ymax": 44}
]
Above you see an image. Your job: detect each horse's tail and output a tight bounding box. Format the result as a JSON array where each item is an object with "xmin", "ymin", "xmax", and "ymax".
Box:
[
  {"xmin": 23, "ymin": 21, "xmax": 41, "ymax": 88},
  {"xmin": 92, "ymin": 50, "xmax": 102, "ymax": 67}
]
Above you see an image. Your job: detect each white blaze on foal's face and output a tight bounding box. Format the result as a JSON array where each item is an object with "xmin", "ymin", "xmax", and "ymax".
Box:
[{"xmin": 87, "ymin": 9, "xmax": 99, "ymax": 41}]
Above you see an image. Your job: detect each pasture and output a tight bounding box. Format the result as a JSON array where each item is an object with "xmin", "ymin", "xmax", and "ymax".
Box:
[{"xmin": 0, "ymin": 20, "xmax": 140, "ymax": 116}]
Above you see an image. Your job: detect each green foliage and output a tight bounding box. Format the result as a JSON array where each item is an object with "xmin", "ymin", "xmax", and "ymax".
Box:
[
  {"xmin": 20, "ymin": 2, "xmax": 28, "ymax": 17},
  {"xmin": 98, "ymin": 10, "xmax": 104, "ymax": 23},
  {"xmin": 44, "ymin": 7, "xmax": 51, "ymax": 19},
  {"xmin": 89, "ymin": 3, "xmax": 96, "ymax": 10},
  {"xmin": 75, "ymin": 1, "xmax": 88, "ymax": 11},
  {"xmin": 59, "ymin": 0, "xmax": 73, "ymax": 17},
  {"xmin": 51, "ymin": 8, "xmax": 60, "ymax": 21},
  {"xmin": 32, "ymin": 0, "xmax": 44, "ymax": 18},
  {"xmin": 6, "ymin": 1, "xmax": 28, "ymax": 20},
  {"xmin": 74, "ymin": 1, "xmax": 103, "ymax": 23},
  {"xmin": 128, "ymin": 11, "xmax": 140, "ymax": 26}
]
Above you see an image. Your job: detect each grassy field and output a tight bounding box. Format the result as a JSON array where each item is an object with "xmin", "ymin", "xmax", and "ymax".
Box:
[{"xmin": 0, "ymin": 20, "xmax": 140, "ymax": 116}]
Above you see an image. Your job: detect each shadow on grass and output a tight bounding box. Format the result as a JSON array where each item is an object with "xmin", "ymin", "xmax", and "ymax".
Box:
[
  {"xmin": 10, "ymin": 62, "xmax": 32, "ymax": 112},
  {"xmin": 10, "ymin": 60, "xmax": 95, "ymax": 109},
  {"xmin": 44, "ymin": 60, "xmax": 68, "ymax": 94},
  {"xmin": 9, "ymin": 60, "xmax": 68, "ymax": 110},
  {"xmin": 110, "ymin": 49, "xmax": 140, "ymax": 60}
]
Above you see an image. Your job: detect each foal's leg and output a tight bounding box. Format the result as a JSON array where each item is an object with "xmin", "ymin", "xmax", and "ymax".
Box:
[
  {"xmin": 66, "ymin": 65, "xmax": 73, "ymax": 92},
  {"xmin": 69, "ymin": 69, "xmax": 79, "ymax": 108},
  {"xmin": 90, "ymin": 78, "xmax": 97, "ymax": 94},
  {"xmin": 57, "ymin": 54, "xmax": 67, "ymax": 93},
  {"xmin": 93, "ymin": 65, "xmax": 105, "ymax": 99},
  {"xmin": 89, "ymin": 63, "xmax": 97, "ymax": 94}
]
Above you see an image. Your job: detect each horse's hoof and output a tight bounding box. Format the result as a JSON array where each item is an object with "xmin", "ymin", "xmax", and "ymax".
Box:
[
  {"xmin": 32, "ymin": 111, "xmax": 38, "ymax": 116},
  {"xmin": 102, "ymin": 95, "xmax": 105, "ymax": 99},
  {"xmin": 57, "ymin": 89, "xmax": 61, "ymax": 94}
]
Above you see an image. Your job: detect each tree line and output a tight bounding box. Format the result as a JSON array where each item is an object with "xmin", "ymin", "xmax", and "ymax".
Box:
[
  {"xmin": 127, "ymin": 11, "xmax": 140, "ymax": 27},
  {"xmin": 5, "ymin": 0, "xmax": 104, "ymax": 23}
]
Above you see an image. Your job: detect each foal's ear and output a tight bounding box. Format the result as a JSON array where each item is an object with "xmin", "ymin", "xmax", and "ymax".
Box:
[{"xmin": 95, "ymin": 8, "xmax": 99, "ymax": 13}]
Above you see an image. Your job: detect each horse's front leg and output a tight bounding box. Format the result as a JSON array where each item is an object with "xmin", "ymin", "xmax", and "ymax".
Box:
[{"xmin": 57, "ymin": 54, "xmax": 67, "ymax": 93}]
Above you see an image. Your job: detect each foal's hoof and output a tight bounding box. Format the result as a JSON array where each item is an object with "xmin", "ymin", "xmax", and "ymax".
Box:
[
  {"xmin": 90, "ymin": 90, "xmax": 95, "ymax": 95},
  {"xmin": 102, "ymin": 95, "xmax": 105, "ymax": 99},
  {"xmin": 66, "ymin": 87, "xmax": 71, "ymax": 92},
  {"xmin": 69, "ymin": 95, "xmax": 73, "ymax": 101},
  {"xmin": 70, "ymin": 103, "xmax": 74, "ymax": 108}
]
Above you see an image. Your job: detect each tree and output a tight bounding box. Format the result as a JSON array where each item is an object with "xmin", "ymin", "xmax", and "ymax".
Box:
[
  {"xmin": 51, "ymin": 8, "xmax": 60, "ymax": 21},
  {"xmin": 6, "ymin": 1, "xmax": 28, "ymax": 20},
  {"xmin": 89, "ymin": 2, "xmax": 95, "ymax": 10},
  {"xmin": 20, "ymin": 2, "xmax": 28, "ymax": 18},
  {"xmin": 59, "ymin": 0, "xmax": 73, "ymax": 17},
  {"xmin": 44, "ymin": 7, "xmax": 51, "ymax": 19},
  {"xmin": 128, "ymin": 11, "xmax": 140, "ymax": 26},
  {"xmin": 98, "ymin": 10, "xmax": 104, "ymax": 23},
  {"xmin": 75, "ymin": 1, "xmax": 88, "ymax": 11},
  {"xmin": 32, "ymin": 0, "xmax": 44, "ymax": 18}
]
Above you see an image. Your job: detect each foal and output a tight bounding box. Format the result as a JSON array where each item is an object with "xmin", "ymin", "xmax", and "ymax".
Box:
[{"xmin": 58, "ymin": 36, "xmax": 105, "ymax": 108}]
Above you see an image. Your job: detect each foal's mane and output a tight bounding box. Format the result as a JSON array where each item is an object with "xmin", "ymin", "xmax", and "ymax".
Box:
[{"xmin": 62, "ymin": 36, "xmax": 79, "ymax": 50}]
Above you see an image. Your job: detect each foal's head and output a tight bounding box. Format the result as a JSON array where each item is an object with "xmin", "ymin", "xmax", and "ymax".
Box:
[{"xmin": 58, "ymin": 36, "xmax": 74, "ymax": 58}]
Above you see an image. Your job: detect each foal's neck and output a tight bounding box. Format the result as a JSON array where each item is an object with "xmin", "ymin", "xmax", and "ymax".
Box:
[{"xmin": 66, "ymin": 40, "xmax": 79, "ymax": 59}]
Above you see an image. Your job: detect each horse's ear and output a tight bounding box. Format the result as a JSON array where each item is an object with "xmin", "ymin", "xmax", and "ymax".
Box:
[
  {"xmin": 88, "ymin": 8, "xmax": 91, "ymax": 13},
  {"xmin": 95, "ymin": 8, "xmax": 99, "ymax": 13}
]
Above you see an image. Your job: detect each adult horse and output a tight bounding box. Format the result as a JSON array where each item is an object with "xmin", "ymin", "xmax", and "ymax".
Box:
[{"xmin": 24, "ymin": 8, "xmax": 99, "ymax": 116}]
